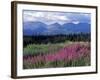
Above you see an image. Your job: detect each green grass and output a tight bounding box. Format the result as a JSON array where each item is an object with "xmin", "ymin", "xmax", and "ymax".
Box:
[
  {"xmin": 23, "ymin": 41, "xmax": 90, "ymax": 69},
  {"xmin": 23, "ymin": 57, "xmax": 90, "ymax": 69},
  {"xmin": 23, "ymin": 41, "xmax": 71, "ymax": 56}
]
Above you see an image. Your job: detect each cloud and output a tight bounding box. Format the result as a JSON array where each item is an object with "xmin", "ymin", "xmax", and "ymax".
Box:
[
  {"xmin": 23, "ymin": 10, "xmax": 91, "ymax": 25},
  {"xmin": 66, "ymin": 13, "xmax": 91, "ymax": 23},
  {"xmin": 72, "ymin": 21, "xmax": 80, "ymax": 24},
  {"xmin": 23, "ymin": 11, "xmax": 71, "ymax": 25}
]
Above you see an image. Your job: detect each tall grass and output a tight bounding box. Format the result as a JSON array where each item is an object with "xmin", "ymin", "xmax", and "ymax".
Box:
[
  {"xmin": 23, "ymin": 41, "xmax": 70, "ymax": 56},
  {"xmin": 23, "ymin": 42, "xmax": 90, "ymax": 69}
]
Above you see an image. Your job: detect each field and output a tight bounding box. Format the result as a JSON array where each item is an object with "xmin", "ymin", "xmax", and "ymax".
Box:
[
  {"xmin": 23, "ymin": 10, "xmax": 91, "ymax": 69},
  {"xmin": 23, "ymin": 41, "xmax": 90, "ymax": 69}
]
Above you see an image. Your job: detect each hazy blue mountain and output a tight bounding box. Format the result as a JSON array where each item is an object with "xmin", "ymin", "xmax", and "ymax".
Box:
[
  {"xmin": 42, "ymin": 23, "xmax": 64, "ymax": 35},
  {"xmin": 23, "ymin": 21, "xmax": 90, "ymax": 36},
  {"xmin": 23, "ymin": 22, "xmax": 47, "ymax": 36},
  {"xmin": 62, "ymin": 23, "xmax": 90, "ymax": 33}
]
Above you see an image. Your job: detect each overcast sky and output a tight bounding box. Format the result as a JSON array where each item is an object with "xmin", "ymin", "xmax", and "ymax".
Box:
[{"xmin": 23, "ymin": 10, "xmax": 91, "ymax": 25}]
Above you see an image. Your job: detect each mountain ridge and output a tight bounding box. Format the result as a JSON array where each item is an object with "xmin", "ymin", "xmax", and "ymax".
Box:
[{"xmin": 23, "ymin": 21, "xmax": 90, "ymax": 36}]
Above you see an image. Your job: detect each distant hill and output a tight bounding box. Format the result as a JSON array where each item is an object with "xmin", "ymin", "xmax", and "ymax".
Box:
[
  {"xmin": 62, "ymin": 23, "xmax": 90, "ymax": 33},
  {"xmin": 23, "ymin": 21, "xmax": 90, "ymax": 36},
  {"xmin": 23, "ymin": 22, "xmax": 47, "ymax": 36}
]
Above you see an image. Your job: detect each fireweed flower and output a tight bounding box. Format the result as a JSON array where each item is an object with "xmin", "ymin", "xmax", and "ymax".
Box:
[{"xmin": 23, "ymin": 43, "xmax": 90, "ymax": 68}]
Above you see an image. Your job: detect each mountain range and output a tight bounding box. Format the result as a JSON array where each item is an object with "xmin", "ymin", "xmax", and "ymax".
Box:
[{"xmin": 23, "ymin": 21, "xmax": 90, "ymax": 36}]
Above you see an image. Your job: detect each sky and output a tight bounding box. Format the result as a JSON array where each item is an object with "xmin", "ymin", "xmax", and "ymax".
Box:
[{"xmin": 23, "ymin": 10, "xmax": 91, "ymax": 25}]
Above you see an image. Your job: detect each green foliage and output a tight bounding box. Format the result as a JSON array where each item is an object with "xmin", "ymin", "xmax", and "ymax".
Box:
[
  {"xmin": 23, "ymin": 43, "xmax": 67, "ymax": 56},
  {"xmin": 23, "ymin": 57, "xmax": 90, "ymax": 69},
  {"xmin": 23, "ymin": 33, "xmax": 90, "ymax": 47},
  {"xmin": 23, "ymin": 42, "xmax": 90, "ymax": 69}
]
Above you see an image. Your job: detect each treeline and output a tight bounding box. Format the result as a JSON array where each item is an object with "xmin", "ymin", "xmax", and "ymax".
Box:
[{"xmin": 23, "ymin": 33, "xmax": 91, "ymax": 47}]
